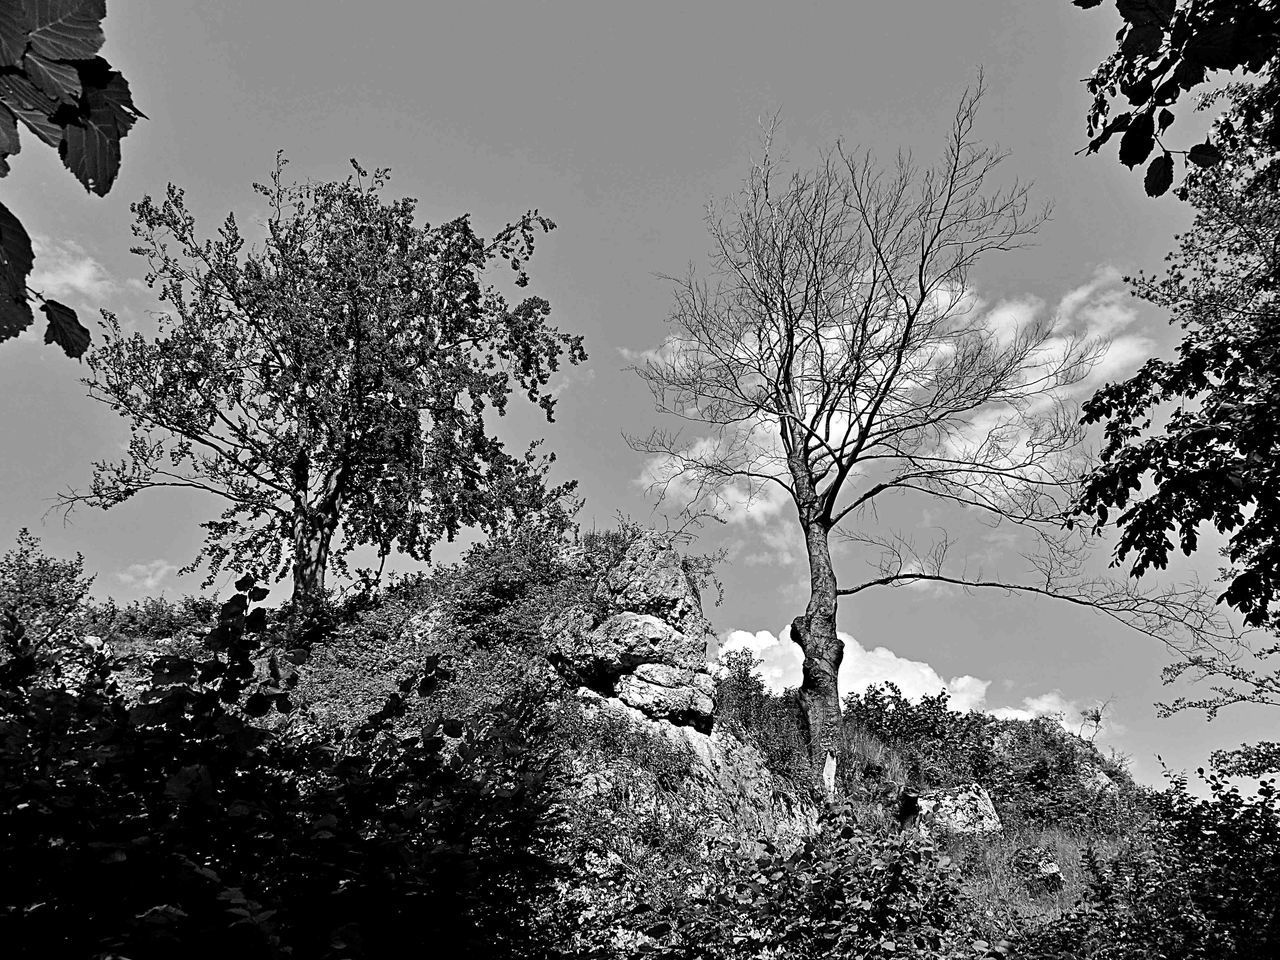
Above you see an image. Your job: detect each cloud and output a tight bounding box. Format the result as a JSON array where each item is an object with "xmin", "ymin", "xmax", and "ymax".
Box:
[
  {"xmin": 29, "ymin": 236, "xmax": 116, "ymax": 306},
  {"xmin": 116, "ymin": 559, "xmax": 179, "ymax": 592}
]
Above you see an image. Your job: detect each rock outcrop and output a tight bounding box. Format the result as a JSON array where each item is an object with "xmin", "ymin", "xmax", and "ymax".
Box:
[
  {"xmin": 918, "ymin": 783, "xmax": 1002, "ymax": 836},
  {"xmin": 544, "ymin": 531, "xmax": 718, "ymax": 732},
  {"xmin": 546, "ymin": 530, "xmax": 815, "ymax": 849}
]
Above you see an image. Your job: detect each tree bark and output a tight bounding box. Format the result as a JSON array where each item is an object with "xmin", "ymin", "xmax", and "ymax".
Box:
[
  {"xmin": 790, "ymin": 518, "xmax": 844, "ymax": 783},
  {"xmin": 289, "ymin": 463, "xmax": 346, "ymax": 607},
  {"xmin": 291, "ymin": 508, "xmax": 337, "ymax": 605}
]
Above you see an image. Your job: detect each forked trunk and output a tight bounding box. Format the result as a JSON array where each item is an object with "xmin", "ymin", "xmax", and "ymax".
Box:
[{"xmin": 791, "ymin": 518, "xmax": 844, "ymax": 788}]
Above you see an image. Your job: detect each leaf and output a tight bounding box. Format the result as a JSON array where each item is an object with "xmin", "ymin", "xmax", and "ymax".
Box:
[
  {"xmin": 0, "ymin": 4, "xmax": 31, "ymax": 66},
  {"xmin": 1187, "ymin": 142, "xmax": 1223, "ymax": 167},
  {"xmin": 26, "ymin": 0, "xmax": 106, "ymax": 62},
  {"xmin": 0, "ymin": 102, "xmax": 20, "ymax": 162},
  {"xmin": 1119, "ymin": 111, "xmax": 1156, "ymax": 168},
  {"xmin": 234, "ymin": 572, "xmax": 257, "ymax": 593},
  {"xmin": 1122, "ymin": 22, "xmax": 1163, "ymax": 56},
  {"xmin": 1072, "ymin": 0, "xmax": 1104, "ymax": 7},
  {"xmin": 0, "ymin": 73, "xmax": 62, "ymax": 148},
  {"xmin": 40, "ymin": 297, "xmax": 89, "ymax": 357},
  {"xmin": 1116, "ymin": 0, "xmax": 1174, "ymax": 26},
  {"xmin": 1144, "ymin": 151, "xmax": 1174, "ymax": 197},
  {"xmin": 60, "ymin": 67, "xmax": 141, "ymax": 195},
  {"xmin": 1157, "ymin": 107, "xmax": 1174, "ymax": 132},
  {"xmin": 23, "ymin": 51, "xmax": 82, "ymax": 103},
  {"xmin": 0, "ymin": 200, "xmax": 34, "ymax": 342}
]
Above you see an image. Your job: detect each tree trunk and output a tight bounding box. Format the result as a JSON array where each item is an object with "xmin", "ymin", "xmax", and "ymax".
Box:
[
  {"xmin": 289, "ymin": 464, "xmax": 346, "ymax": 607},
  {"xmin": 790, "ymin": 518, "xmax": 844, "ymax": 786},
  {"xmin": 291, "ymin": 507, "xmax": 337, "ymax": 606}
]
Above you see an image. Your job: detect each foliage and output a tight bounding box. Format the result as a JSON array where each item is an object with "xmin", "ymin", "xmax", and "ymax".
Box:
[
  {"xmin": 1023, "ymin": 769, "xmax": 1280, "ymax": 959},
  {"xmin": 843, "ymin": 683, "xmax": 1139, "ymax": 834},
  {"xmin": 1073, "ymin": 0, "xmax": 1279, "ymax": 196},
  {"xmin": 75, "ymin": 157, "xmax": 585, "ymax": 603},
  {"xmin": 633, "ymin": 804, "xmax": 979, "ymax": 959},
  {"xmin": 0, "ymin": 575, "xmax": 567, "ymax": 959},
  {"xmin": 1075, "ymin": 100, "xmax": 1280, "ymax": 635},
  {"xmin": 0, "ymin": 527, "xmax": 93, "ymax": 646},
  {"xmin": 0, "ymin": 0, "xmax": 143, "ymax": 356},
  {"xmin": 713, "ymin": 649, "xmax": 811, "ymax": 786}
]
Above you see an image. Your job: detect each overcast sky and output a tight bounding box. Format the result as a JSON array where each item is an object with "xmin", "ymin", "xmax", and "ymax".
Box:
[{"xmin": 2, "ymin": 1, "xmax": 1269, "ymax": 784}]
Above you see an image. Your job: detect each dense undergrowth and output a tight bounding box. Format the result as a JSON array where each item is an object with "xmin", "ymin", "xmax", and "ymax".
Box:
[{"xmin": 4, "ymin": 527, "xmax": 1280, "ymax": 958}]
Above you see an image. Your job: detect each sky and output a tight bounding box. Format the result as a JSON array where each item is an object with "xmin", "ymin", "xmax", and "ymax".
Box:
[{"xmin": 2, "ymin": 1, "xmax": 1271, "ymax": 785}]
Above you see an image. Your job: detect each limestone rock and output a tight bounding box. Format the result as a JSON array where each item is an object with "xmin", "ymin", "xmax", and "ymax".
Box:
[
  {"xmin": 616, "ymin": 664, "xmax": 715, "ymax": 732},
  {"xmin": 918, "ymin": 783, "xmax": 1002, "ymax": 836},
  {"xmin": 1013, "ymin": 845, "xmax": 1064, "ymax": 892},
  {"xmin": 597, "ymin": 531, "xmax": 717, "ymax": 657},
  {"xmin": 1078, "ymin": 765, "xmax": 1118, "ymax": 794}
]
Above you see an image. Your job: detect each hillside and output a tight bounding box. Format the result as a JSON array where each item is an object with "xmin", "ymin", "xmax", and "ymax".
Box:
[{"xmin": 11, "ymin": 524, "xmax": 1273, "ymax": 959}]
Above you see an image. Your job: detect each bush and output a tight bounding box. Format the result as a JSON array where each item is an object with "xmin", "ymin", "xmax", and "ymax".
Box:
[
  {"xmin": 0, "ymin": 577, "xmax": 567, "ymax": 959},
  {"xmin": 713, "ymin": 649, "xmax": 810, "ymax": 786},
  {"xmin": 1023, "ymin": 770, "xmax": 1280, "ymax": 959},
  {"xmin": 633, "ymin": 803, "xmax": 976, "ymax": 959}
]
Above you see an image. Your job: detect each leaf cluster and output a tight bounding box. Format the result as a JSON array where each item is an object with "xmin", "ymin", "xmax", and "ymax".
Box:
[
  {"xmin": 0, "ymin": 0, "xmax": 143, "ymax": 356},
  {"xmin": 1074, "ymin": 0, "xmax": 1277, "ymax": 196}
]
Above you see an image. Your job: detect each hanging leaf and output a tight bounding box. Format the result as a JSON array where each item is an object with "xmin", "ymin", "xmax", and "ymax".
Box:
[
  {"xmin": 1119, "ymin": 111, "xmax": 1156, "ymax": 168},
  {"xmin": 0, "ymin": 74, "xmax": 63, "ymax": 149},
  {"xmin": 26, "ymin": 0, "xmax": 106, "ymax": 62},
  {"xmin": 1188, "ymin": 142, "xmax": 1223, "ymax": 167},
  {"xmin": 40, "ymin": 298, "xmax": 90, "ymax": 358},
  {"xmin": 1144, "ymin": 151, "xmax": 1174, "ymax": 197},
  {"xmin": 60, "ymin": 68, "xmax": 142, "ymax": 195},
  {"xmin": 23, "ymin": 51, "xmax": 82, "ymax": 103},
  {"xmin": 0, "ymin": 200, "xmax": 34, "ymax": 342}
]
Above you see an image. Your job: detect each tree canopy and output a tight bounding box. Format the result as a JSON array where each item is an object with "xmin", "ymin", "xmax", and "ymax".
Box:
[{"xmin": 72, "ymin": 158, "xmax": 585, "ymax": 603}]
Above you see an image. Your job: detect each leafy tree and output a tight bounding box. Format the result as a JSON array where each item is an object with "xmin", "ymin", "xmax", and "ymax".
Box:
[
  {"xmin": 68, "ymin": 158, "xmax": 585, "ymax": 604},
  {"xmin": 633, "ymin": 83, "xmax": 1226, "ymax": 769},
  {"xmin": 1072, "ymin": 0, "xmax": 1279, "ymax": 196},
  {"xmin": 0, "ymin": 0, "xmax": 143, "ymax": 356},
  {"xmin": 1072, "ymin": 89, "xmax": 1280, "ymax": 732}
]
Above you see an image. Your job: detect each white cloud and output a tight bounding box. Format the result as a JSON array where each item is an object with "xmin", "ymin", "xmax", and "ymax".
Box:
[
  {"xmin": 116, "ymin": 559, "xmax": 179, "ymax": 593},
  {"xmin": 29, "ymin": 236, "xmax": 116, "ymax": 306}
]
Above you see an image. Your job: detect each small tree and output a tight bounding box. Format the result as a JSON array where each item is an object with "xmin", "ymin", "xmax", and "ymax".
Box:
[
  {"xmin": 633, "ymin": 84, "xmax": 1228, "ymax": 768},
  {"xmin": 70, "ymin": 158, "xmax": 585, "ymax": 603}
]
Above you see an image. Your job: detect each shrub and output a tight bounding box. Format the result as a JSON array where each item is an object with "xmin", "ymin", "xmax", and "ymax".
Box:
[
  {"xmin": 634, "ymin": 803, "xmax": 977, "ymax": 959},
  {"xmin": 0, "ymin": 577, "xmax": 567, "ymax": 959},
  {"xmin": 1022, "ymin": 770, "xmax": 1280, "ymax": 959},
  {"xmin": 713, "ymin": 649, "xmax": 810, "ymax": 786}
]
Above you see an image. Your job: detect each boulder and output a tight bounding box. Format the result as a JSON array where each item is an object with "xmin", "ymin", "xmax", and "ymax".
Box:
[
  {"xmin": 616, "ymin": 664, "xmax": 715, "ymax": 732},
  {"xmin": 1013, "ymin": 845, "xmax": 1064, "ymax": 892},
  {"xmin": 918, "ymin": 784, "xmax": 1002, "ymax": 836}
]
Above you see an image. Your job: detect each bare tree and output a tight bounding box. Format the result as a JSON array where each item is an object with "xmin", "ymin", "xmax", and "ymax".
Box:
[{"xmin": 631, "ymin": 83, "xmax": 1234, "ymax": 771}]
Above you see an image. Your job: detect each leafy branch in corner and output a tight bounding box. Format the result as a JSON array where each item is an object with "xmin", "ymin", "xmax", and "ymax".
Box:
[{"xmin": 0, "ymin": 0, "xmax": 143, "ymax": 357}]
